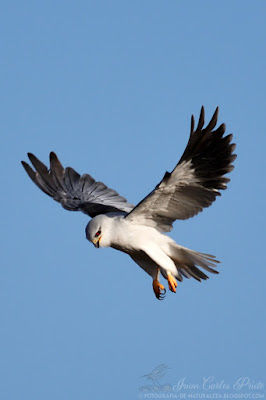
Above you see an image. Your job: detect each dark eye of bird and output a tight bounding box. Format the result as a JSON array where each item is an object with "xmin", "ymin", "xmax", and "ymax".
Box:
[{"xmin": 95, "ymin": 230, "xmax": 101, "ymax": 237}]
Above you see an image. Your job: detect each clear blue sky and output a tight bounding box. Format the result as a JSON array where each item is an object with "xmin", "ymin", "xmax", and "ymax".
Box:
[{"xmin": 1, "ymin": 1, "xmax": 265, "ymax": 399}]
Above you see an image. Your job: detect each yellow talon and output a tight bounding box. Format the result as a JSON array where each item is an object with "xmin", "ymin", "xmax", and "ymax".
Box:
[
  {"xmin": 152, "ymin": 280, "xmax": 166, "ymax": 300},
  {"xmin": 167, "ymin": 273, "xmax": 178, "ymax": 293}
]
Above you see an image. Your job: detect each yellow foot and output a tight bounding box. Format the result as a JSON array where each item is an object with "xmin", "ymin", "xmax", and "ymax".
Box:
[
  {"xmin": 152, "ymin": 280, "xmax": 166, "ymax": 300},
  {"xmin": 167, "ymin": 273, "xmax": 178, "ymax": 293}
]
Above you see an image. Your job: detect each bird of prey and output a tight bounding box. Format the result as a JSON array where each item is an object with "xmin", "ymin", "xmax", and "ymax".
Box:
[{"xmin": 22, "ymin": 107, "xmax": 236, "ymax": 300}]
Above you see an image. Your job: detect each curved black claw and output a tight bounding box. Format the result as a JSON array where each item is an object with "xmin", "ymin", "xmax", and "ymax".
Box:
[{"xmin": 158, "ymin": 288, "xmax": 166, "ymax": 301}]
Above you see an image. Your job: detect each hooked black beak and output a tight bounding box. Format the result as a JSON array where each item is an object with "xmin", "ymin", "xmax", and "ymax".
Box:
[{"xmin": 92, "ymin": 236, "xmax": 101, "ymax": 248}]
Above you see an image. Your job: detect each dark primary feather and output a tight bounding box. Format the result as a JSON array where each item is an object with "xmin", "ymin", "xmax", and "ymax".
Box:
[
  {"xmin": 21, "ymin": 152, "xmax": 134, "ymax": 218},
  {"xmin": 125, "ymin": 106, "xmax": 237, "ymax": 232}
]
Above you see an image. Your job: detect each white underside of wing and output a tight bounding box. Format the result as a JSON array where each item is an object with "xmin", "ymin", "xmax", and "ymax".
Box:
[{"xmin": 126, "ymin": 160, "xmax": 202, "ymax": 231}]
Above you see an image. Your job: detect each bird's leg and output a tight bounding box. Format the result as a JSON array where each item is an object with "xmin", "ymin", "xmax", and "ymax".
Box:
[
  {"xmin": 167, "ymin": 272, "xmax": 178, "ymax": 293},
  {"xmin": 152, "ymin": 268, "xmax": 166, "ymax": 300}
]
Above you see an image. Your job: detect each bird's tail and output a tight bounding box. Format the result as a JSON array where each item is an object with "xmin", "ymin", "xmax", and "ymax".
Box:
[{"xmin": 164, "ymin": 242, "xmax": 220, "ymax": 282}]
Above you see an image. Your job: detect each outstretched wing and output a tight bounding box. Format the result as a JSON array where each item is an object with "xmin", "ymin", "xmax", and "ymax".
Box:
[
  {"xmin": 21, "ymin": 152, "xmax": 134, "ymax": 218},
  {"xmin": 125, "ymin": 107, "xmax": 236, "ymax": 232}
]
